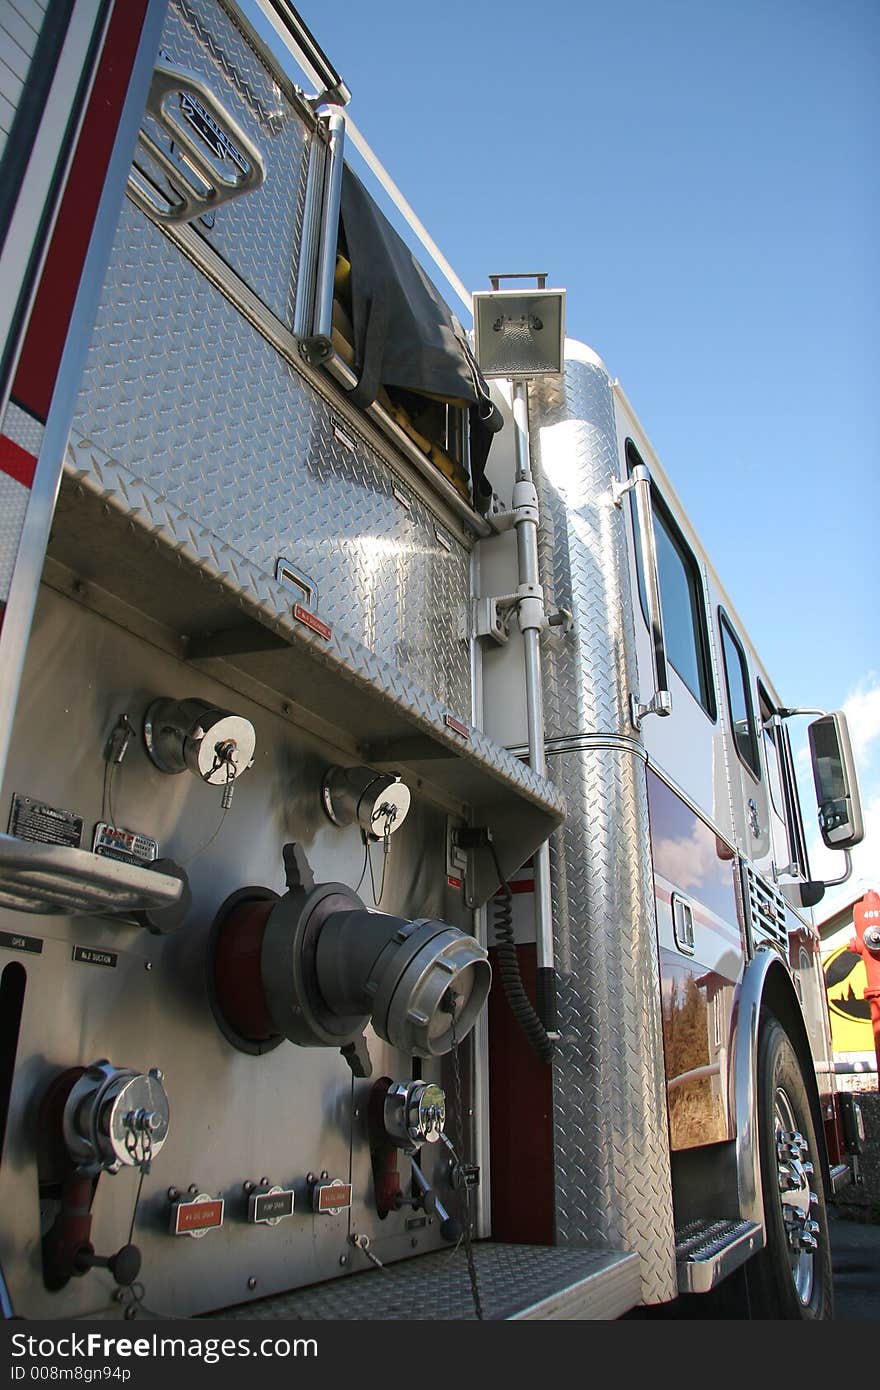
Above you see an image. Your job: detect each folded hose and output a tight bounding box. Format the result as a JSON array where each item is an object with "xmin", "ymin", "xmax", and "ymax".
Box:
[{"xmin": 488, "ymin": 842, "xmax": 554, "ymax": 1065}]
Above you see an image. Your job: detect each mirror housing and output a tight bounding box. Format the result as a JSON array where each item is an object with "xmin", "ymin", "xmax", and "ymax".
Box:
[
  {"xmin": 808, "ymin": 711, "xmax": 864, "ymax": 851},
  {"xmin": 781, "ymin": 880, "xmax": 826, "ymax": 911}
]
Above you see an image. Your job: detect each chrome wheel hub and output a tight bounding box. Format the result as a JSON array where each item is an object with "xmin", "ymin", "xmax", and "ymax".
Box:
[{"xmin": 774, "ymin": 1090, "xmax": 818, "ymax": 1304}]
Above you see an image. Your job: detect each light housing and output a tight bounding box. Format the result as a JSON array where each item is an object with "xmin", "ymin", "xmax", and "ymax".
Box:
[{"xmin": 473, "ymin": 281, "xmax": 566, "ymax": 379}]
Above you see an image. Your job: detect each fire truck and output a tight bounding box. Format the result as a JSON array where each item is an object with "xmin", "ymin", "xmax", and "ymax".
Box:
[{"xmin": 0, "ymin": 0, "xmax": 866, "ymax": 1321}]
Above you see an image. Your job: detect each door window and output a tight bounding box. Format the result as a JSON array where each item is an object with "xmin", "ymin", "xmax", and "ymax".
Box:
[{"xmin": 719, "ymin": 611, "xmax": 760, "ymax": 779}]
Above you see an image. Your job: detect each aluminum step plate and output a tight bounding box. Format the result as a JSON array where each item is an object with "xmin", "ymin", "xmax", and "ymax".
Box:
[
  {"xmin": 207, "ymin": 1243, "xmax": 641, "ymax": 1321},
  {"xmin": 675, "ymin": 1219, "xmax": 763, "ymax": 1294}
]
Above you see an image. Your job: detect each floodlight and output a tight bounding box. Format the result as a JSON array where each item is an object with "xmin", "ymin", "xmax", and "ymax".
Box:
[{"xmin": 473, "ymin": 274, "xmax": 566, "ymax": 379}]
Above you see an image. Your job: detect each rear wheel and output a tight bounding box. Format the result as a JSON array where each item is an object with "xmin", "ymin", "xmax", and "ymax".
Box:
[{"xmin": 746, "ymin": 1013, "xmax": 833, "ymax": 1319}]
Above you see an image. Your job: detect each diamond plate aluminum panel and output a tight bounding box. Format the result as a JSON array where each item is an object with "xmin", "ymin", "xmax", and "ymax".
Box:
[
  {"xmin": 56, "ymin": 436, "xmax": 565, "ymax": 828},
  {"xmin": 521, "ymin": 347, "xmax": 674, "ymax": 1299},
  {"xmin": 0, "ymin": 470, "xmax": 29, "ymax": 600},
  {"xmin": 210, "ymin": 1243, "xmax": 640, "ymax": 1321},
  {"xmin": 2, "ymin": 402, "xmax": 43, "ymax": 455},
  {"xmin": 142, "ymin": 0, "xmax": 311, "ymax": 322},
  {"xmin": 69, "ymin": 202, "xmax": 472, "ymax": 714},
  {"xmin": 529, "ymin": 345, "xmax": 638, "ymax": 740},
  {"xmin": 548, "ymin": 743, "xmax": 676, "ymax": 1305}
]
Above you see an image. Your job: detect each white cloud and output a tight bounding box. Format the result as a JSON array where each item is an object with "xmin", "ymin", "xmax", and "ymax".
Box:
[
  {"xmin": 843, "ymin": 672, "xmax": 880, "ymax": 766},
  {"xmin": 654, "ymin": 823, "xmax": 721, "ymax": 893}
]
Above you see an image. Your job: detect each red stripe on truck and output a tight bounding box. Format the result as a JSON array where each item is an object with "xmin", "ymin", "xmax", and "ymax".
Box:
[
  {"xmin": 0, "ymin": 436, "xmax": 37, "ymax": 488},
  {"xmin": 12, "ymin": 0, "xmax": 150, "ymax": 422}
]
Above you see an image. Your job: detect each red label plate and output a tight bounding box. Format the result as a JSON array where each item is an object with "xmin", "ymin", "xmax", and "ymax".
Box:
[
  {"xmin": 444, "ymin": 713, "xmax": 470, "ymax": 739},
  {"xmin": 316, "ymin": 1182, "xmax": 352, "ymax": 1213},
  {"xmin": 293, "ymin": 603, "xmax": 331, "ymax": 641},
  {"xmin": 172, "ymin": 1198, "xmax": 224, "ymax": 1235}
]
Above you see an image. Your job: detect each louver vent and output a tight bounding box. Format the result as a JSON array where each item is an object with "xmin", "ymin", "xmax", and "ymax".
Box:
[{"xmin": 742, "ymin": 864, "xmax": 788, "ymax": 952}]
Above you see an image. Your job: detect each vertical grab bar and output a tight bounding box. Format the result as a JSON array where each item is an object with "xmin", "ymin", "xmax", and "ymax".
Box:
[
  {"xmin": 313, "ymin": 108, "xmax": 346, "ymax": 343},
  {"xmin": 299, "ymin": 108, "xmax": 346, "ymax": 364}
]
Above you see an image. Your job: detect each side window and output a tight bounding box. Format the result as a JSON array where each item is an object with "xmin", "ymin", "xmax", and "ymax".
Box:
[
  {"xmin": 627, "ymin": 442, "xmax": 716, "ymax": 718},
  {"xmin": 719, "ymin": 611, "xmax": 760, "ymax": 779}
]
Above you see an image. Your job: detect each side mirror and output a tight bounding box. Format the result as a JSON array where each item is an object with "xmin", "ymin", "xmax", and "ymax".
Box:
[{"xmin": 808, "ymin": 711, "xmax": 864, "ymax": 850}]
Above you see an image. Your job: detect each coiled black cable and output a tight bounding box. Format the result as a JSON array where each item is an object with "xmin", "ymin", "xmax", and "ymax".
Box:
[{"xmin": 488, "ymin": 841, "xmax": 554, "ymax": 1065}]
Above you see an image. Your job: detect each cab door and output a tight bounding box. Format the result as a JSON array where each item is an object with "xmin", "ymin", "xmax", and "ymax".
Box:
[{"xmin": 619, "ymin": 433, "xmax": 720, "ymax": 822}]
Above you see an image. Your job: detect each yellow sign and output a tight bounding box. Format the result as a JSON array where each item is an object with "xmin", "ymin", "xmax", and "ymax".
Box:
[{"xmin": 823, "ymin": 945, "xmax": 873, "ymax": 1053}]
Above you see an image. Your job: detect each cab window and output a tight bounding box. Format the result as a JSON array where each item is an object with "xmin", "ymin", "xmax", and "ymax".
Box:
[{"xmin": 719, "ymin": 611, "xmax": 760, "ymax": 778}]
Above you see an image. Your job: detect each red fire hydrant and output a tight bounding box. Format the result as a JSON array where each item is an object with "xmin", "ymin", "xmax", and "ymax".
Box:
[{"xmin": 850, "ymin": 889, "xmax": 880, "ymax": 1078}]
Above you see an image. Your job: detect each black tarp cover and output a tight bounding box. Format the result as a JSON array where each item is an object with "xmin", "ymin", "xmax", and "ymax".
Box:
[{"xmin": 339, "ymin": 167, "xmax": 500, "ymax": 502}]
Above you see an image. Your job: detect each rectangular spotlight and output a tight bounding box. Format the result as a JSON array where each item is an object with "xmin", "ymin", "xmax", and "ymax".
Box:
[{"xmin": 473, "ymin": 287, "xmax": 566, "ymax": 379}]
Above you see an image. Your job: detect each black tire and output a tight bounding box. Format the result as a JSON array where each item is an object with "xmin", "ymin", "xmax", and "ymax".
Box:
[{"xmin": 746, "ymin": 1013, "xmax": 834, "ymax": 1319}]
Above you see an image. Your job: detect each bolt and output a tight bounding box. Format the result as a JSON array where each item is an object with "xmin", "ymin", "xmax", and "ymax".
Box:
[
  {"xmin": 281, "ymin": 702, "xmax": 291, "ymax": 715},
  {"xmin": 339, "ymin": 1255, "xmax": 348, "ymax": 1267},
  {"xmin": 145, "ymin": 961, "xmax": 153, "ymax": 972},
  {"xmin": 306, "ymin": 1172, "xmax": 315, "ymax": 1184},
  {"xmin": 188, "ymin": 1184, "xmax": 199, "ymax": 1195},
  {"xmin": 260, "ymin": 1177, "xmax": 269, "ymax": 1187},
  {"xmin": 149, "ymin": 1068, "xmax": 164, "ymax": 1082},
  {"xmin": 320, "ymin": 1171, "xmax": 329, "ymax": 1181},
  {"xmin": 243, "ymin": 1181, "xmax": 255, "ymax": 1194},
  {"xmin": 247, "ymin": 1278, "xmax": 257, "ymax": 1291},
  {"xmin": 167, "ymin": 1187, "xmax": 180, "ymax": 1202}
]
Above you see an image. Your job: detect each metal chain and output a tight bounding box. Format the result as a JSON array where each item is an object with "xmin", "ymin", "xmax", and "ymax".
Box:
[
  {"xmin": 367, "ymin": 810, "xmax": 393, "ymax": 905},
  {"xmin": 448, "ymin": 1001, "xmax": 484, "ymax": 1320},
  {"xmin": 123, "ymin": 1110, "xmax": 154, "ymax": 1172}
]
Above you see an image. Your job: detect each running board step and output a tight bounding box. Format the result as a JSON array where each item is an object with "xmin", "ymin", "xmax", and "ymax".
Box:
[
  {"xmin": 830, "ymin": 1162, "xmax": 852, "ymax": 1194},
  {"xmin": 675, "ymin": 1219, "xmax": 763, "ymax": 1294},
  {"xmin": 207, "ymin": 1243, "xmax": 641, "ymax": 1321}
]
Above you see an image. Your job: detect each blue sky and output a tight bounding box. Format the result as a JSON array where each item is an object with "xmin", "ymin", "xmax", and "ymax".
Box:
[{"xmin": 298, "ymin": 0, "xmax": 879, "ymax": 909}]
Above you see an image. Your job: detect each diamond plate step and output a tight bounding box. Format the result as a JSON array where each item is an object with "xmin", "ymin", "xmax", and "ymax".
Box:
[
  {"xmin": 206, "ymin": 1243, "xmax": 641, "ymax": 1321},
  {"xmin": 675, "ymin": 1219, "xmax": 763, "ymax": 1294}
]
